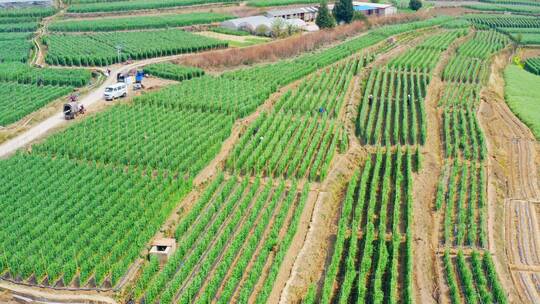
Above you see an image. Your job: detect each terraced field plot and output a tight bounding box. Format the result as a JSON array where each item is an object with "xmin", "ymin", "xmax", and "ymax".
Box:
[{"xmin": 44, "ymin": 29, "xmax": 227, "ymax": 66}]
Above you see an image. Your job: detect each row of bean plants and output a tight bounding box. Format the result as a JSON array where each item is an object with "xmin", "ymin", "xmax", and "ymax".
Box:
[
  {"xmin": 34, "ymin": 104, "xmax": 234, "ymax": 176},
  {"xmin": 143, "ymin": 62, "xmax": 205, "ymax": 81},
  {"xmin": 134, "ymin": 174, "xmax": 309, "ymax": 304},
  {"xmin": 524, "ymin": 57, "xmax": 540, "ymax": 75},
  {"xmin": 0, "ymin": 7, "xmax": 56, "ymax": 18},
  {"xmin": 0, "ymin": 38, "xmax": 33, "ymax": 63},
  {"xmin": 0, "ymin": 62, "xmax": 92, "ymax": 86},
  {"xmin": 435, "ymin": 160, "xmax": 488, "ymax": 247},
  {"xmin": 0, "ymin": 21, "xmax": 39, "ymax": 32},
  {"xmin": 0, "ymin": 32, "xmax": 33, "ymax": 41},
  {"xmin": 0, "ymin": 15, "xmax": 42, "ymax": 24},
  {"xmin": 479, "ymin": 0, "xmax": 540, "ymax": 7},
  {"xmin": 66, "ymin": 0, "xmax": 239, "ymax": 13},
  {"xmin": 44, "ymin": 29, "xmax": 227, "ymax": 66},
  {"xmin": 435, "ymin": 32, "xmax": 491, "ymax": 249},
  {"xmin": 442, "ymin": 250, "xmax": 508, "ymax": 303},
  {"xmin": 442, "ymin": 30, "xmax": 507, "ymax": 83},
  {"xmin": 438, "ymin": 82, "xmax": 480, "ymax": 107},
  {"xmin": 356, "ymin": 67, "xmax": 429, "ymax": 145},
  {"xmin": 226, "ymin": 112, "xmax": 345, "ymax": 181},
  {"xmin": 49, "ymin": 12, "xmax": 233, "ymax": 32},
  {"xmin": 0, "ymin": 82, "xmax": 73, "ymax": 126},
  {"xmin": 465, "ymin": 3, "xmax": 540, "ymax": 14},
  {"xmin": 442, "ymin": 106, "xmax": 486, "ymax": 161},
  {"xmin": 273, "ymin": 54, "xmax": 370, "ymax": 117},
  {"xmin": 357, "ymin": 30, "xmax": 464, "ymax": 146},
  {"xmin": 0, "ymin": 154, "xmax": 191, "ymax": 288},
  {"xmin": 319, "ymin": 147, "xmax": 417, "ymax": 303},
  {"xmin": 466, "ymin": 14, "xmax": 540, "ymax": 29}
]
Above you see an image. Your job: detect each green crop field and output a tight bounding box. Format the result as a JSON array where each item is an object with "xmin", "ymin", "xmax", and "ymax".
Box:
[
  {"xmin": 66, "ymin": 0, "xmax": 238, "ymax": 13},
  {"xmin": 0, "ymin": 154, "xmax": 191, "ymax": 287},
  {"xmin": 504, "ymin": 65, "xmax": 540, "ymax": 140},
  {"xmin": 0, "ymin": 8, "xmax": 524, "ymax": 304},
  {"xmin": 44, "ymin": 29, "xmax": 227, "ymax": 66},
  {"xmin": 143, "ymin": 62, "xmax": 204, "ymax": 81},
  {"xmin": 0, "ymin": 83, "xmax": 73, "ymax": 126},
  {"xmin": 524, "ymin": 56, "xmax": 540, "ymax": 75},
  {"xmin": 49, "ymin": 12, "xmax": 233, "ymax": 32},
  {"xmin": 465, "ymin": 3, "xmax": 540, "ymax": 14}
]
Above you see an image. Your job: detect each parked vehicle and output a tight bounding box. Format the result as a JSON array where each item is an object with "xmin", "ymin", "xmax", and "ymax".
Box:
[
  {"xmin": 104, "ymin": 83, "xmax": 128, "ymax": 100},
  {"xmin": 63, "ymin": 101, "xmax": 84, "ymax": 120}
]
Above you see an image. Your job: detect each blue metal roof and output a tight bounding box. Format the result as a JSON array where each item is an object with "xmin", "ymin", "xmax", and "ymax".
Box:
[{"xmin": 354, "ymin": 5, "xmax": 378, "ymax": 11}]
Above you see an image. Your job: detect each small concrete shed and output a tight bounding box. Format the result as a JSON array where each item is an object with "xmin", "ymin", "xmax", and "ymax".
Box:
[{"xmin": 150, "ymin": 238, "xmax": 177, "ymax": 266}]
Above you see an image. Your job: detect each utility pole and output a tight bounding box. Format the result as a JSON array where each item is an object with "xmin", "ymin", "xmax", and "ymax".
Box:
[{"xmin": 115, "ymin": 45, "xmax": 123, "ymax": 63}]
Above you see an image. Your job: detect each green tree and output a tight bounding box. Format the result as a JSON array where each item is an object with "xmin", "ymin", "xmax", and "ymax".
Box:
[
  {"xmin": 333, "ymin": 0, "xmax": 354, "ymax": 24},
  {"xmin": 409, "ymin": 0, "xmax": 422, "ymax": 10},
  {"xmin": 316, "ymin": 0, "xmax": 336, "ymax": 29}
]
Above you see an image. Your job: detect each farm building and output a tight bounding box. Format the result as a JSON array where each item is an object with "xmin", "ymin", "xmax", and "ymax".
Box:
[
  {"xmin": 0, "ymin": 0, "xmax": 52, "ymax": 8},
  {"xmin": 221, "ymin": 16, "xmax": 308, "ymax": 35},
  {"xmin": 352, "ymin": 2, "xmax": 397, "ymax": 16},
  {"xmin": 265, "ymin": 6, "xmax": 319, "ymax": 22},
  {"xmin": 328, "ymin": 2, "xmax": 396, "ymax": 17}
]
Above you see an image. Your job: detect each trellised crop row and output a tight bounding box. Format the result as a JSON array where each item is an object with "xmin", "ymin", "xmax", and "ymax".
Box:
[
  {"xmin": 0, "ymin": 154, "xmax": 191, "ymax": 288},
  {"xmin": 467, "ymin": 14, "xmax": 540, "ymax": 28},
  {"xmin": 357, "ymin": 67, "xmax": 429, "ymax": 145},
  {"xmin": 442, "ymin": 106, "xmax": 487, "ymax": 161},
  {"xmin": 0, "ymin": 62, "xmax": 91, "ymax": 86},
  {"xmin": 44, "ymin": 29, "xmax": 227, "ymax": 66},
  {"xmin": 436, "ymin": 154, "xmax": 488, "ymax": 248},
  {"xmin": 66, "ymin": 0, "xmax": 238, "ymax": 13},
  {"xmin": 443, "ymin": 250, "xmax": 508, "ymax": 304},
  {"xmin": 273, "ymin": 55, "xmax": 370, "ymax": 117},
  {"xmin": 143, "ymin": 62, "xmax": 204, "ymax": 82},
  {"xmin": 34, "ymin": 104, "xmax": 234, "ymax": 176},
  {"xmin": 226, "ymin": 113, "xmax": 344, "ymax": 181},
  {"xmin": 0, "ymin": 82, "xmax": 73, "ymax": 126},
  {"xmin": 319, "ymin": 147, "xmax": 416, "ymax": 303},
  {"xmin": 49, "ymin": 12, "xmax": 233, "ymax": 32},
  {"xmin": 438, "ymin": 82, "xmax": 480, "ymax": 107},
  {"xmin": 442, "ymin": 30, "xmax": 508, "ymax": 83},
  {"xmin": 134, "ymin": 175, "xmax": 309, "ymax": 304},
  {"xmin": 524, "ymin": 56, "xmax": 540, "ymax": 75}
]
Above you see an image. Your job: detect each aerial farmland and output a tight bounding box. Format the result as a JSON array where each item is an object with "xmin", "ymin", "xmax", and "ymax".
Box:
[{"xmin": 0, "ymin": 0, "xmax": 539, "ymax": 303}]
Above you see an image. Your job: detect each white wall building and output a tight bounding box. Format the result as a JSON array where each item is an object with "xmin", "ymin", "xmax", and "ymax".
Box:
[
  {"xmin": 221, "ymin": 16, "xmax": 308, "ymax": 35},
  {"xmin": 265, "ymin": 6, "xmax": 319, "ymax": 22},
  {"xmin": 0, "ymin": 0, "xmax": 52, "ymax": 8}
]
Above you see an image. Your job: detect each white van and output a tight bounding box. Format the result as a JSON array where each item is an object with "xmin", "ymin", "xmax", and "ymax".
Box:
[{"xmin": 104, "ymin": 83, "xmax": 127, "ymax": 101}]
